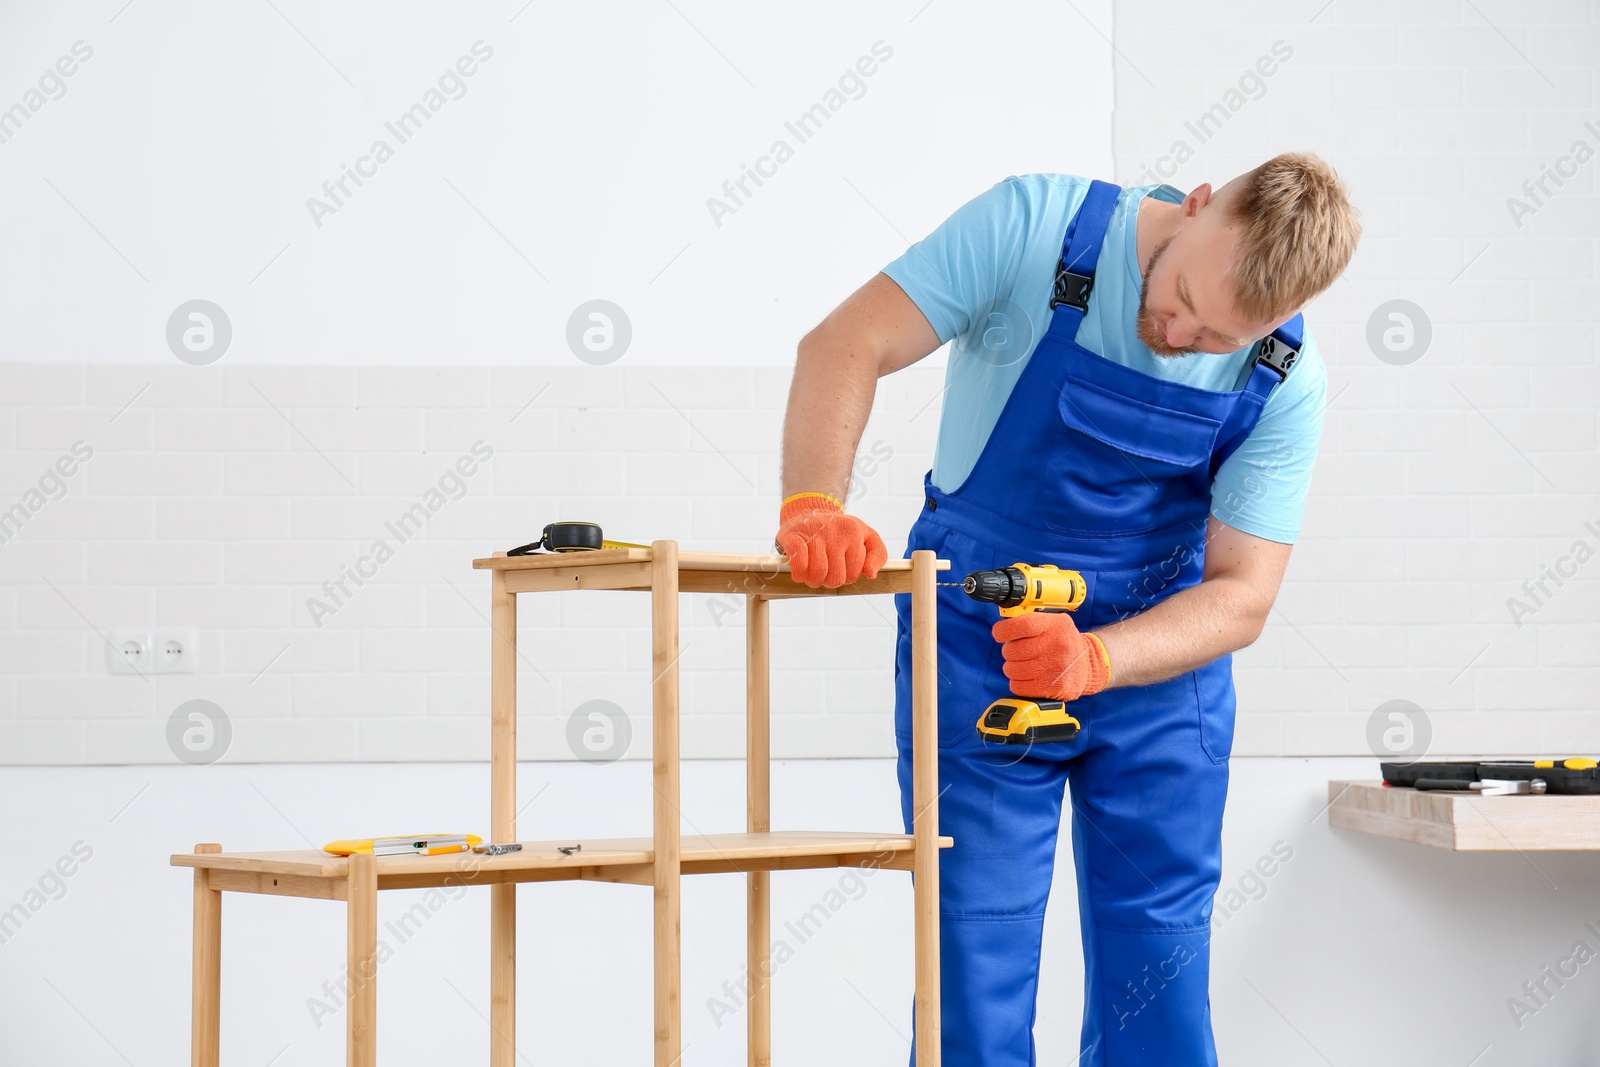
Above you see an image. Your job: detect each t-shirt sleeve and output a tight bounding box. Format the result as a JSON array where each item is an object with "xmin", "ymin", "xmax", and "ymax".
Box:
[
  {"xmin": 879, "ymin": 177, "xmax": 1028, "ymax": 345},
  {"xmin": 1209, "ymin": 327, "xmax": 1328, "ymax": 544}
]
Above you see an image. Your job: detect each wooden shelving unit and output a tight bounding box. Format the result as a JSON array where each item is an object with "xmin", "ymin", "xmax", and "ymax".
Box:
[{"xmin": 174, "ymin": 543, "xmax": 951, "ymax": 1066}]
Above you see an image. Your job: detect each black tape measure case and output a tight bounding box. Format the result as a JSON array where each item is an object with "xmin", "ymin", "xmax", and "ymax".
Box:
[{"xmin": 507, "ymin": 521, "xmax": 607, "ymax": 556}]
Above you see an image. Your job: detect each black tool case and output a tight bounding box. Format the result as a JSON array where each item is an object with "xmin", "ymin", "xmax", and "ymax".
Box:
[
  {"xmin": 1380, "ymin": 759, "xmax": 1600, "ymax": 795},
  {"xmin": 1379, "ymin": 762, "xmax": 1480, "ymax": 788}
]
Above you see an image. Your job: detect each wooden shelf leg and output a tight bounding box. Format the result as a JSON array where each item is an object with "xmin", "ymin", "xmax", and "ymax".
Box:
[
  {"xmin": 347, "ymin": 851, "xmax": 378, "ymax": 1067},
  {"xmin": 746, "ymin": 594, "xmax": 771, "ymax": 1067},
  {"xmin": 910, "ymin": 551, "xmax": 942, "ymax": 1066},
  {"xmin": 652, "ymin": 541, "xmax": 682, "ymax": 1067},
  {"xmin": 191, "ymin": 842, "xmax": 222, "ymax": 1067},
  {"xmin": 490, "ymin": 565, "xmax": 518, "ymax": 1067},
  {"xmin": 490, "ymin": 885, "xmax": 515, "ymax": 1065}
]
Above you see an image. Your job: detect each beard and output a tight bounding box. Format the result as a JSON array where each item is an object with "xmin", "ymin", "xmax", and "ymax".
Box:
[{"xmin": 1135, "ymin": 234, "xmax": 1196, "ymax": 358}]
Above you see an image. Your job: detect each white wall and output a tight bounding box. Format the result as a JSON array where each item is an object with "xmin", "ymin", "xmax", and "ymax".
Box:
[
  {"xmin": 9, "ymin": 0, "xmax": 1596, "ymax": 765},
  {"xmin": 0, "ymin": 0, "xmax": 1114, "ymax": 765},
  {"xmin": 0, "ymin": 1, "xmax": 1110, "ymax": 365},
  {"xmin": 0, "ymin": 361, "xmax": 956, "ymax": 764}
]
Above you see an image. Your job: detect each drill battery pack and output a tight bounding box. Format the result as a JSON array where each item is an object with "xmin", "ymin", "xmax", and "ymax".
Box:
[
  {"xmin": 977, "ymin": 698, "xmax": 1081, "ymax": 745},
  {"xmin": 1381, "ymin": 758, "xmax": 1600, "ymax": 795}
]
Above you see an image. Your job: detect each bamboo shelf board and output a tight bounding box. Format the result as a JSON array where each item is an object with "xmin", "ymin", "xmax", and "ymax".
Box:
[
  {"xmin": 1327, "ymin": 780, "xmax": 1600, "ymax": 852},
  {"xmin": 471, "ymin": 549, "xmax": 950, "ymax": 597},
  {"xmin": 172, "ymin": 830, "xmax": 953, "ymax": 892}
]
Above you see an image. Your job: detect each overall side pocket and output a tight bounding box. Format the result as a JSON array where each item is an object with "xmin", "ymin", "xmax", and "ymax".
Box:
[{"xmin": 1194, "ymin": 658, "xmax": 1237, "ymax": 765}]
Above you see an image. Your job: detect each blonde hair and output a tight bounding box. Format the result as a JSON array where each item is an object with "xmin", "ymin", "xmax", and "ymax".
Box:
[{"xmin": 1220, "ymin": 152, "xmax": 1361, "ymax": 322}]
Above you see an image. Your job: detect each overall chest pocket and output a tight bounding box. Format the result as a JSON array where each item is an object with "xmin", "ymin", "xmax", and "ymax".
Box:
[{"xmin": 1034, "ymin": 372, "xmax": 1223, "ymax": 535}]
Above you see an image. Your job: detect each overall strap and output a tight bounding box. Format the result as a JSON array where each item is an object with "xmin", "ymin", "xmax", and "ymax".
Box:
[
  {"xmin": 1043, "ymin": 179, "xmax": 1123, "ymax": 342},
  {"xmin": 1210, "ymin": 312, "xmax": 1305, "ymax": 478}
]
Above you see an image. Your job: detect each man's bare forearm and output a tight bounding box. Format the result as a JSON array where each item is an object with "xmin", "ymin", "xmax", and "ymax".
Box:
[
  {"xmin": 781, "ymin": 274, "xmax": 943, "ymax": 502},
  {"xmin": 1093, "ymin": 518, "xmax": 1291, "ymax": 688},
  {"xmin": 781, "ymin": 330, "xmax": 879, "ymax": 501},
  {"xmin": 1092, "ymin": 575, "xmax": 1270, "ymax": 689}
]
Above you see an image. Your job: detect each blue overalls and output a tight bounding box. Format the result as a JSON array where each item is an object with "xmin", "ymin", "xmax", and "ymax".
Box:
[{"xmin": 893, "ymin": 179, "xmax": 1303, "ymax": 1066}]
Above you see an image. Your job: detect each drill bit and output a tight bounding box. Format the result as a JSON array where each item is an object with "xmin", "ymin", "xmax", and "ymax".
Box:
[{"xmin": 939, "ymin": 579, "xmax": 982, "ymax": 593}]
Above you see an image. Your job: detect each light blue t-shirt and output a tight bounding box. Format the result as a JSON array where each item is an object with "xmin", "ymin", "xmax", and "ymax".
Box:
[{"xmin": 881, "ymin": 174, "xmax": 1326, "ymax": 545}]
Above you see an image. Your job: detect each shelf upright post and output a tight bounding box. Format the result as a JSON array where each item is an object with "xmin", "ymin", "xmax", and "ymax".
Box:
[
  {"xmin": 651, "ymin": 541, "xmax": 683, "ymax": 1067},
  {"xmin": 910, "ymin": 549, "xmax": 942, "ymax": 1066},
  {"xmin": 745, "ymin": 591, "xmax": 772, "ymax": 1067},
  {"xmin": 191, "ymin": 842, "xmax": 222, "ymax": 1067},
  {"xmin": 490, "ymin": 557, "xmax": 518, "ymax": 1067},
  {"xmin": 347, "ymin": 851, "xmax": 379, "ymax": 1067}
]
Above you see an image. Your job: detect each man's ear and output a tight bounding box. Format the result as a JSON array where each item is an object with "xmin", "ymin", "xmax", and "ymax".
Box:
[{"xmin": 1182, "ymin": 183, "xmax": 1213, "ymax": 217}]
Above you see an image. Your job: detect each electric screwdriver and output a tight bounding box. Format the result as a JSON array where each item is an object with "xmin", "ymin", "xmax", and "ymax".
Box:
[{"xmin": 940, "ymin": 563, "xmax": 1090, "ymax": 744}]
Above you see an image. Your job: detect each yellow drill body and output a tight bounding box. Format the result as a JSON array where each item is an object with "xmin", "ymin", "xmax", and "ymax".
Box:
[
  {"xmin": 960, "ymin": 562, "xmax": 1087, "ymax": 617},
  {"xmin": 954, "ymin": 563, "xmax": 1089, "ymax": 745}
]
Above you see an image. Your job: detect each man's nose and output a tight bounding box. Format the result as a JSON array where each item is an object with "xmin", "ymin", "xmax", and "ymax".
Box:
[{"xmin": 1167, "ymin": 315, "xmax": 1201, "ymax": 348}]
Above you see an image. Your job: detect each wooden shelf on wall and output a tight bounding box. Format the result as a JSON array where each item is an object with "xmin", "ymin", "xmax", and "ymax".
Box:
[{"xmin": 1327, "ymin": 779, "xmax": 1600, "ymax": 852}]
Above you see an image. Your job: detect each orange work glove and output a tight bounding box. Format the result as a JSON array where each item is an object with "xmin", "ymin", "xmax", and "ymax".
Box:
[
  {"xmin": 775, "ymin": 492, "xmax": 888, "ymax": 589},
  {"xmin": 992, "ymin": 612, "xmax": 1112, "ymax": 702}
]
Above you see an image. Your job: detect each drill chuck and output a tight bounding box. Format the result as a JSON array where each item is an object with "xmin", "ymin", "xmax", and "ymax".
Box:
[{"xmin": 961, "ymin": 568, "xmax": 1029, "ymax": 608}]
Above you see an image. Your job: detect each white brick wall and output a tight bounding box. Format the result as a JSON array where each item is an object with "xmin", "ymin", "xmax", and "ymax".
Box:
[
  {"xmin": 8, "ymin": 304, "xmax": 1596, "ymax": 766},
  {"xmin": 0, "ymin": 362, "xmax": 947, "ymax": 764},
  {"xmin": 3, "ymin": 1, "xmax": 1594, "ymax": 765},
  {"xmin": 1114, "ymin": 0, "xmax": 1600, "ymax": 756}
]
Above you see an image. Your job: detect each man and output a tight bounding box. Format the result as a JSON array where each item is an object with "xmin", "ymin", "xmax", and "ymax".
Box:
[{"xmin": 774, "ymin": 154, "xmax": 1361, "ymax": 1065}]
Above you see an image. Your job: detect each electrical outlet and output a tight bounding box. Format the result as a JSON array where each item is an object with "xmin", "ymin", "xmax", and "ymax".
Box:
[
  {"xmin": 151, "ymin": 629, "xmax": 199, "ymax": 673},
  {"xmin": 106, "ymin": 630, "xmax": 150, "ymax": 675}
]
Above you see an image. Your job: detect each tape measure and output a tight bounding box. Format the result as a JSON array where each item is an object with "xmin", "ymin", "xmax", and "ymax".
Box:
[{"xmin": 506, "ymin": 521, "xmax": 648, "ymax": 556}]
